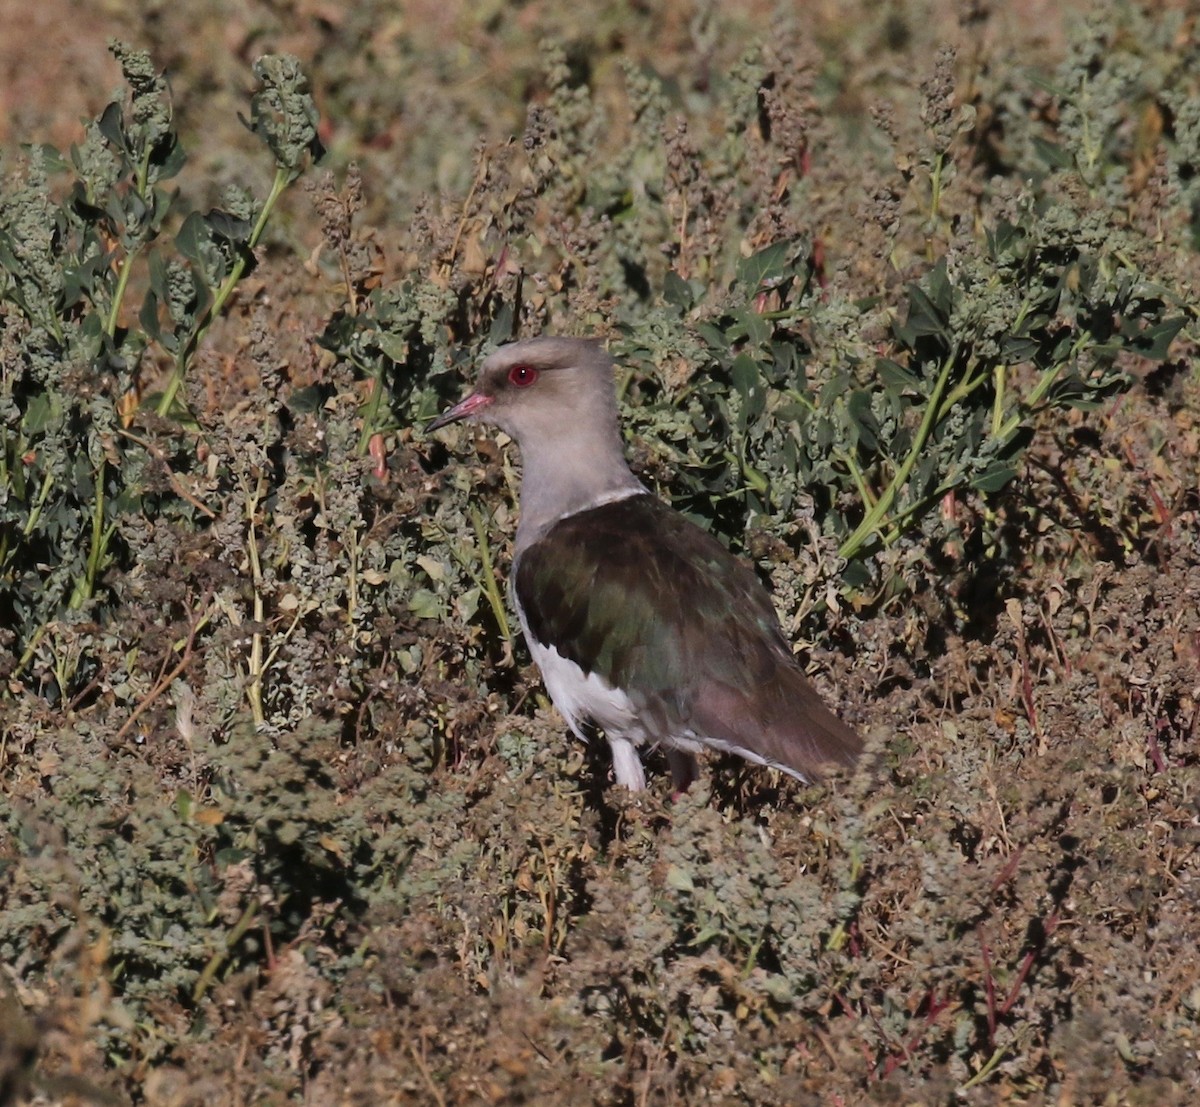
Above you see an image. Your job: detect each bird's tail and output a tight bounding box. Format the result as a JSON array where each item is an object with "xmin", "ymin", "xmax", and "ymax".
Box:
[{"xmin": 693, "ymin": 663, "xmax": 864, "ymax": 783}]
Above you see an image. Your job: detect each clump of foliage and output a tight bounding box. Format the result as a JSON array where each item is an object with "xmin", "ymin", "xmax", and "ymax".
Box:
[
  {"xmin": 326, "ymin": 34, "xmax": 1192, "ymax": 624},
  {"xmin": 0, "ymin": 43, "xmax": 320, "ymax": 694}
]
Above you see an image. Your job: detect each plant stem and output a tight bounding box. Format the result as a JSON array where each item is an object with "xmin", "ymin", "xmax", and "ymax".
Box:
[
  {"xmin": 471, "ymin": 505, "xmax": 512, "ymax": 650},
  {"xmin": 157, "ymin": 166, "xmax": 291, "ymax": 417},
  {"xmin": 838, "ymin": 344, "xmax": 959, "ymax": 560},
  {"xmin": 958, "ymin": 1045, "xmax": 1008, "ymax": 1091},
  {"xmin": 928, "ymin": 151, "xmax": 945, "ymax": 228},
  {"xmin": 105, "ymin": 144, "xmax": 155, "ymax": 339},
  {"xmin": 22, "ymin": 469, "xmax": 56, "ymax": 538},
  {"xmin": 936, "ymin": 356, "xmax": 987, "ymax": 419},
  {"xmin": 13, "ymin": 624, "xmax": 49, "ymax": 679},
  {"xmin": 835, "ymin": 447, "xmax": 877, "ymax": 510},
  {"xmin": 243, "ymin": 473, "xmax": 267, "ymax": 726},
  {"xmin": 357, "ymin": 369, "xmax": 389, "ymax": 455},
  {"xmin": 192, "ymin": 896, "xmax": 261, "ymax": 1003},
  {"xmin": 991, "ymin": 364, "xmax": 1006, "ymax": 437},
  {"xmin": 105, "ymin": 248, "xmax": 140, "ymax": 339},
  {"xmin": 69, "ymin": 458, "xmax": 107, "ymax": 609},
  {"xmin": 878, "ymin": 479, "xmax": 957, "ymax": 547}
]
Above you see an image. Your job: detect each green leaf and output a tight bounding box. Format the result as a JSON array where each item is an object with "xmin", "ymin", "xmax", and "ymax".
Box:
[
  {"xmin": 61, "ymin": 252, "xmax": 109, "ymax": 310},
  {"xmin": 926, "ymin": 258, "xmax": 953, "ymax": 316},
  {"xmin": 1047, "ymin": 372, "xmax": 1129, "ymax": 410},
  {"xmin": 898, "ymin": 262, "xmax": 953, "ymax": 341},
  {"xmin": 730, "ymin": 352, "xmax": 759, "ymax": 398},
  {"xmin": 21, "ymin": 391, "xmax": 57, "ymax": 435},
  {"xmin": 1001, "ymin": 335, "xmax": 1040, "ymax": 362},
  {"xmin": 813, "ymin": 415, "xmax": 834, "ymax": 450},
  {"xmin": 845, "ymin": 390, "xmax": 879, "ymax": 452},
  {"xmin": 488, "ymin": 302, "xmax": 515, "ymax": 343},
  {"xmin": 841, "ymin": 558, "xmax": 873, "ymax": 587},
  {"xmin": 1032, "ymin": 136, "xmax": 1073, "ymax": 169},
  {"xmin": 157, "ymin": 137, "xmax": 188, "ymax": 180},
  {"xmin": 770, "ymin": 341, "xmax": 797, "ymax": 382},
  {"xmin": 663, "ymin": 269, "xmax": 694, "ymax": 311},
  {"xmin": 876, "ymin": 358, "xmax": 919, "ymax": 394},
  {"xmin": 215, "ymin": 848, "xmax": 254, "ymax": 865},
  {"xmin": 666, "ymin": 865, "xmax": 694, "ymax": 892},
  {"xmin": 736, "ymin": 239, "xmax": 795, "ymax": 292},
  {"xmin": 970, "ymin": 461, "xmax": 1019, "ymax": 493},
  {"xmin": 139, "ymin": 288, "xmax": 163, "ymax": 344},
  {"xmin": 407, "ymin": 588, "xmax": 444, "ymax": 619},
  {"xmin": 205, "ymin": 209, "xmax": 254, "ymax": 245},
  {"xmin": 695, "ymin": 322, "xmax": 730, "ymax": 351},
  {"xmin": 377, "ymin": 330, "xmax": 411, "ymax": 364},
  {"xmin": 25, "ymin": 143, "xmax": 69, "ymax": 174},
  {"xmin": 912, "ymin": 452, "xmax": 939, "ymax": 499},
  {"xmin": 742, "ymin": 309, "xmax": 771, "ymax": 347},
  {"xmin": 174, "ymin": 211, "xmax": 208, "ymax": 268},
  {"xmin": 1127, "ymin": 315, "xmax": 1186, "ymax": 360},
  {"xmin": 285, "ymin": 386, "xmax": 324, "ymax": 413},
  {"xmin": 96, "ymin": 101, "xmax": 126, "ymax": 153}
]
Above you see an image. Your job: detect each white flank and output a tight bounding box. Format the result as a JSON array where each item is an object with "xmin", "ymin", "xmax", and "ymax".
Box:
[
  {"xmin": 526, "ymin": 637, "xmax": 642, "ymax": 738},
  {"xmin": 523, "ymin": 634, "xmax": 651, "ymax": 790}
]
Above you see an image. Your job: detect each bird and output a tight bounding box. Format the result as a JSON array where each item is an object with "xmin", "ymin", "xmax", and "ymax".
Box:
[{"xmin": 428, "ymin": 335, "xmax": 864, "ymax": 792}]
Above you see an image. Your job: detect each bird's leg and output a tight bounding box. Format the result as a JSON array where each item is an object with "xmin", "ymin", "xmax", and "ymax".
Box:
[
  {"xmin": 667, "ymin": 749, "xmax": 700, "ymax": 797},
  {"xmin": 609, "ymin": 737, "xmax": 647, "ymax": 791}
]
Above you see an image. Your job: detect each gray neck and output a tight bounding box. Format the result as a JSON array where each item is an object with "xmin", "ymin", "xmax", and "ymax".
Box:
[{"xmin": 512, "ymin": 424, "xmax": 646, "ymax": 553}]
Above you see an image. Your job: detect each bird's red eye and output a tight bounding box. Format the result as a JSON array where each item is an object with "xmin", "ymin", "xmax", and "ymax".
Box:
[{"xmin": 507, "ymin": 364, "xmax": 539, "ymax": 387}]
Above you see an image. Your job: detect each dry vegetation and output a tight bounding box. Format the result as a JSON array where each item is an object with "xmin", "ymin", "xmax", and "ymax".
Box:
[{"xmin": 2, "ymin": 1, "xmax": 1199, "ymax": 1104}]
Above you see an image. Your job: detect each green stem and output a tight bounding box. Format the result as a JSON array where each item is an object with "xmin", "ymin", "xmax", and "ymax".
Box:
[
  {"xmin": 993, "ymin": 331, "xmax": 1096, "ymax": 444},
  {"xmin": 993, "ymin": 356, "xmax": 1070, "ymax": 443},
  {"xmin": 958, "ymin": 1045, "xmax": 1008, "ymax": 1091},
  {"xmin": 838, "ymin": 344, "xmax": 959, "ymax": 560},
  {"xmin": 991, "ymin": 364, "xmax": 1006, "ymax": 437},
  {"xmin": 357, "ymin": 369, "xmax": 389, "ymax": 455},
  {"xmin": 471, "ymin": 506, "xmax": 511, "ymax": 648},
  {"xmin": 22, "ymin": 468, "xmax": 56, "ymax": 538},
  {"xmin": 936, "ymin": 358, "xmax": 988, "ymax": 419},
  {"xmin": 192, "ymin": 896, "xmax": 261, "ymax": 1003},
  {"xmin": 878, "ymin": 479, "xmax": 959, "ymax": 547},
  {"xmin": 157, "ymin": 166, "xmax": 291, "ymax": 417},
  {"xmin": 835, "ymin": 447, "xmax": 876, "ymax": 510},
  {"xmin": 69, "ymin": 458, "xmax": 107, "ymax": 609},
  {"xmin": 105, "ymin": 144, "xmax": 155, "ymax": 339},
  {"xmin": 928, "ymin": 151, "xmax": 945, "ymax": 228},
  {"xmin": 13, "ymin": 624, "xmax": 49, "ymax": 679},
  {"xmin": 105, "ymin": 247, "xmax": 140, "ymax": 339}
]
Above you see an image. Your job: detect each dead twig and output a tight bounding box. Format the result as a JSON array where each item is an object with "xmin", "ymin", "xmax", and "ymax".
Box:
[{"xmin": 116, "ymin": 593, "xmax": 214, "ymax": 741}]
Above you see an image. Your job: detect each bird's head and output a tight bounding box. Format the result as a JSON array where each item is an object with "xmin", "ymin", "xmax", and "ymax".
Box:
[{"xmin": 428, "ymin": 336, "xmax": 618, "ymax": 445}]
